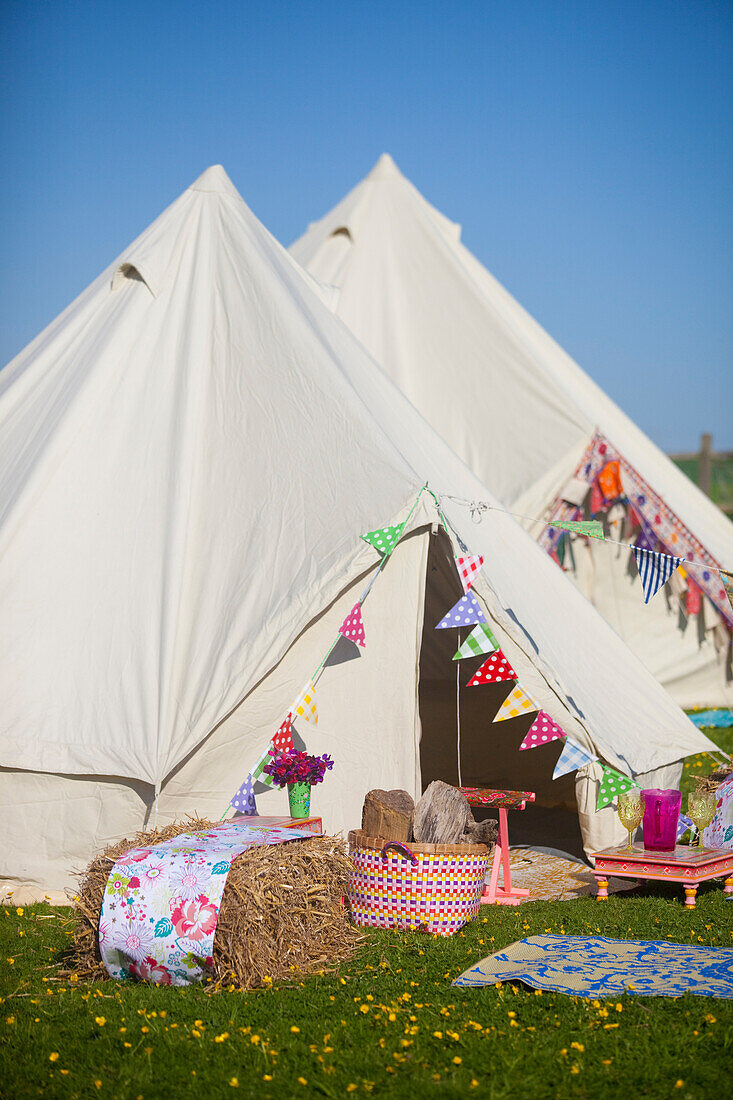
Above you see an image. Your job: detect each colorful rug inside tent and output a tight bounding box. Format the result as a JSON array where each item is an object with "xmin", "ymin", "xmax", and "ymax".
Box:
[
  {"xmin": 453, "ymin": 935, "xmax": 733, "ymax": 998},
  {"xmin": 99, "ymin": 818, "xmax": 316, "ymax": 986},
  {"xmin": 505, "ymin": 848, "xmax": 634, "ymax": 902}
]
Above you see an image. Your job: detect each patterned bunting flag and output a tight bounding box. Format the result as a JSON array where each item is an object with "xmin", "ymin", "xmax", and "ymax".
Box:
[
  {"xmin": 292, "ymin": 681, "xmax": 318, "ymax": 724},
  {"xmin": 518, "ymin": 711, "xmax": 567, "ymax": 751},
  {"xmin": 596, "ymin": 766, "xmax": 638, "ymax": 810},
  {"xmin": 551, "ymin": 519, "xmax": 605, "ymax": 540},
  {"xmin": 466, "ymin": 649, "xmax": 516, "ymax": 686},
  {"xmin": 339, "ymin": 603, "xmax": 366, "ymax": 647},
  {"xmin": 361, "ymin": 522, "xmax": 406, "ymax": 556},
  {"xmin": 436, "ymin": 592, "xmax": 487, "ymax": 629},
  {"xmin": 229, "ymin": 773, "xmax": 257, "ymax": 815},
  {"xmin": 452, "ymin": 623, "xmax": 499, "ymax": 660},
  {"xmin": 677, "ymin": 813, "xmax": 694, "ymax": 842},
  {"xmin": 455, "ymin": 555, "xmax": 484, "ymax": 593},
  {"xmin": 721, "ymin": 570, "xmax": 733, "ymax": 617},
  {"xmin": 553, "ymin": 739, "xmax": 597, "ymax": 780},
  {"xmin": 271, "ymin": 715, "xmax": 294, "ymax": 754},
  {"xmin": 493, "ymin": 684, "xmax": 536, "ymax": 722},
  {"xmin": 251, "ymin": 744, "xmax": 276, "ymax": 787},
  {"xmin": 633, "ymin": 547, "xmax": 683, "ymax": 603}
]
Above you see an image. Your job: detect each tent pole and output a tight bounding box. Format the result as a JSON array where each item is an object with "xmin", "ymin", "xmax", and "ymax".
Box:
[{"xmin": 456, "ymin": 631, "xmax": 462, "ymax": 788}]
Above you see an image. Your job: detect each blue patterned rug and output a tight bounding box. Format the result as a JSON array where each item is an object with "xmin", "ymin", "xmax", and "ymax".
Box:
[{"xmin": 454, "ymin": 935, "xmax": 733, "ymax": 998}]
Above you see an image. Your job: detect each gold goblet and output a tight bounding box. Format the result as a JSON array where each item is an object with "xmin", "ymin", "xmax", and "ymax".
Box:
[
  {"xmin": 688, "ymin": 792, "xmax": 716, "ymax": 849},
  {"xmin": 617, "ymin": 791, "xmax": 644, "ymax": 852}
]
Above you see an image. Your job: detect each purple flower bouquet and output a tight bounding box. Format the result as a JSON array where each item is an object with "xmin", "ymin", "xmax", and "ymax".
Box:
[{"xmin": 263, "ymin": 749, "xmax": 334, "ymax": 789}]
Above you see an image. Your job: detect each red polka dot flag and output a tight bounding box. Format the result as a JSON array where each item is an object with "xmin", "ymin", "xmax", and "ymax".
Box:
[
  {"xmin": 466, "ymin": 649, "xmax": 517, "ymax": 686},
  {"xmin": 518, "ymin": 711, "xmax": 566, "ymax": 751},
  {"xmin": 455, "ymin": 554, "xmax": 484, "ymax": 593},
  {"xmin": 338, "ymin": 602, "xmax": 366, "ymax": 647},
  {"xmin": 271, "ymin": 715, "xmax": 294, "ymax": 754}
]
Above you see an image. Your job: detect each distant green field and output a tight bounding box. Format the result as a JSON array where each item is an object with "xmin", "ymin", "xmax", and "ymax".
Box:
[{"xmin": 672, "ymin": 453, "xmax": 733, "ymax": 516}]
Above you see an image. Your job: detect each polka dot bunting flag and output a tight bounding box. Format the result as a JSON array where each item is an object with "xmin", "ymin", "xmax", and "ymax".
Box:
[
  {"xmin": 271, "ymin": 715, "xmax": 294, "ymax": 754},
  {"xmin": 466, "ymin": 649, "xmax": 516, "ymax": 686},
  {"xmin": 339, "ymin": 603, "xmax": 366, "ymax": 647},
  {"xmin": 492, "ymin": 684, "xmax": 537, "ymax": 722},
  {"xmin": 435, "ymin": 592, "xmax": 487, "ymax": 629},
  {"xmin": 455, "ymin": 555, "xmax": 484, "ymax": 593},
  {"xmin": 361, "ymin": 522, "xmax": 406, "ymax": 556},
  {"xmin": 292, "ymin": 681, "xmax": 318, "ymax": 725},
  {"xmin": 596, "ymin": 766, "xmax": 638, "ymax": 810},
  {"xmin": 518, "ymin": 711, "xmax": 567, "ymax": 751},
  {"xmin": 229, "ymin": 773, "xmax": 257, "ymax": 815}
]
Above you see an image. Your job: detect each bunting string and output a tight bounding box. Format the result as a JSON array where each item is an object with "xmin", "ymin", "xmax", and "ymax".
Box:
[{"xmin": 438, "ymin": 493, "xmax": 732, "ymax": 613}]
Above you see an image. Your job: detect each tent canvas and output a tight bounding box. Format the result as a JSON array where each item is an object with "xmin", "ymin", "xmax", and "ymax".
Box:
[
  {"xmin": 0, "ymin": 166, "xmax": 715, "ymax": 899},
  {"xmin": 291, "ymin": 154, "xmax": 733, "ymax": 709}
]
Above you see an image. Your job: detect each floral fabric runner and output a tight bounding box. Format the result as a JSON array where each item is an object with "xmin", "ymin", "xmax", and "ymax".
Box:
[{"xmin": 99, "ymin": 818, "xmax": 315, "ymax": 986}]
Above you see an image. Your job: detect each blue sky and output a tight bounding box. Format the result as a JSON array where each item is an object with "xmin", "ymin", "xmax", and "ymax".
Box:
[{"xmin": 1, "ymin": 0, "xmax": 731, "ymax": 451}]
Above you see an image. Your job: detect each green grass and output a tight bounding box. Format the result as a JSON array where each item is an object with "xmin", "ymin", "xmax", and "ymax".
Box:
[
  {"xmin": 2, "ymin": 726, "xmax": 731, "ymax": 1099},
  {"xmin": 681, "ymin": 725, "xmax": 733, "ymax": 800},
  {"xmin": 2, "ymin": 889, "xmax": 733, "ymax": 1100}
]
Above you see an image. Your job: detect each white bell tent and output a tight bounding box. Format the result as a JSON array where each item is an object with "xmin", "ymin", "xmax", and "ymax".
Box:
[
  {"xmin": 291, "ymin": 154, "xmax": 733, "ymax": 709},
  {"xmin": 0, "ymin": 166, "xmax": 715, "ymax": 900}
]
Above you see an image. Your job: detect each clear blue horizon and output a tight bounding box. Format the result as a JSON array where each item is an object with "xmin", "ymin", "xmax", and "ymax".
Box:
[{"xmin": 1, "ymin": 0, "xmax": 731, "ymax": 452}]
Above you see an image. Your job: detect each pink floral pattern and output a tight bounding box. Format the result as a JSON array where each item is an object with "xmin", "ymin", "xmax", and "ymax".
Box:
[{"xmin": 100, "ymin": 819, "xmax": 318, "ymax": 986}]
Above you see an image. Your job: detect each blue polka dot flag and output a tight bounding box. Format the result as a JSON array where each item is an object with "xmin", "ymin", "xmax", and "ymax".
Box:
[
  {"xmin": 633, "ymin": 547, "xmax": 683, "ymax": 603},
  {"xmin": 435, "ymin": 592, "xmax": 487, "ymax": 629},
  {"xmin": 230, "ymin": 773, "xmax": 257, "ymax": 815}
]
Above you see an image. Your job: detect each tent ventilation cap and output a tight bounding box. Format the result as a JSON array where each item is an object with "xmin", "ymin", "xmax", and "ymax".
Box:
[
  {"xmin": 111, "ymin": 263, "xmax": 153, "ymax": 295},
  {"xmin": 330, "ymin": 226, "xmax": 353, "ymax": 242}
]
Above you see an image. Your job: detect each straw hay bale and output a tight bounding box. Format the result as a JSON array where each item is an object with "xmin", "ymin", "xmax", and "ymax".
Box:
[{"xmin": 64, "ymin": 816, "xmax": 363, "ymax": 990}]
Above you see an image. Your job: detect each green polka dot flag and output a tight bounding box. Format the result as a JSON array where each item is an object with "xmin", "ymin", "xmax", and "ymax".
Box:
[
  {"xmin": 596, "ymin": 766, "xmax": 638, "ymax": 810},
  {"xmin": 552, "ymin": 519, "xmax": 605, "ymax": 540},
  {"xmin": 361, "ymin": 521, "xmax": 406, "ymax": 556}
]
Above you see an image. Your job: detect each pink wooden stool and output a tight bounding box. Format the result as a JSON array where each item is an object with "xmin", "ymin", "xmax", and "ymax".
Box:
[{"xmin": 458, "ymin": 788, "xmax": 536, "ymax": 905}]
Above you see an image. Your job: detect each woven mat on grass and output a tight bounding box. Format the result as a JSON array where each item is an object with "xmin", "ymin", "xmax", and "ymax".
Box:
[
  {"xmin": 454, "ymin": 935, "xmax": 733, "ymax": 997},
  {"xmin": 505, "ymin": 848, "xmax": 634, "ymax": 902}
]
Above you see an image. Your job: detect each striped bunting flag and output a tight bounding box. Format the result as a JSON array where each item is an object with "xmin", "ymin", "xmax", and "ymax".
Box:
[
  {"xmin": 633, "ymin": 547, "xmax": 683, "ymax": 603},
  {"xmin": 553, "ymin": 739, "xmax": 598, "ymax": 780},
  {"xmin": 452, "ymin": 624, "xmax": 499, "ymax": 660}
]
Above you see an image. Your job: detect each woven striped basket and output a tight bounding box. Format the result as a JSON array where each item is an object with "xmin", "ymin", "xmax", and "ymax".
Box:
[{"xmin": 347, "ymin": 830, "xmax": 492, "ymax": 937}]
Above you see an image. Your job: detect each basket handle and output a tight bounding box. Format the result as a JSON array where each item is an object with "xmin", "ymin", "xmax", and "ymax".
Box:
[{"xmin": 381, "ymin": 841, "xmax": 418, "ymax": 865}]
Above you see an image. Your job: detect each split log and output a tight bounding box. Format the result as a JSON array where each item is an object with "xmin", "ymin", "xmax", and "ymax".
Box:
[
  {"xmin": 463, "ymin": 818, "xmax": 498, "ymax": 847},
  {"xmin": 413, "ymin": 781, "xmax": 471, "ymax": 845},
  {"xmin": 361, "ymin": 789, "xmax": 414, "ymax": 842}
]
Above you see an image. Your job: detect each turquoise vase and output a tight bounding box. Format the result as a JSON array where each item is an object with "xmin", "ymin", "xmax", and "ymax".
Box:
[{"xmin": 288, "ymin": 781, "xmax": 311, "ymax": 819}]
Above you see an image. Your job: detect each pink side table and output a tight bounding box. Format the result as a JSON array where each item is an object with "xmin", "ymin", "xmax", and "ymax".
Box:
[
  {"xmin": 459, "ymin": 787, "xmax": 536, "ymax": 906},
  {"xmin": 591, "ymin": 844, "xmax": 733, "ymax": 908}
]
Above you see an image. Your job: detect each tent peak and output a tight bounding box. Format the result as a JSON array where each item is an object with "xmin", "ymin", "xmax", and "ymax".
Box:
[
  {"xmin": 189, "ymin": 164, "xmax": 240, "ymax": 198},
  {"xmin": 368, "ymin": 153, "xmax": 403, "ymax": 182}
]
